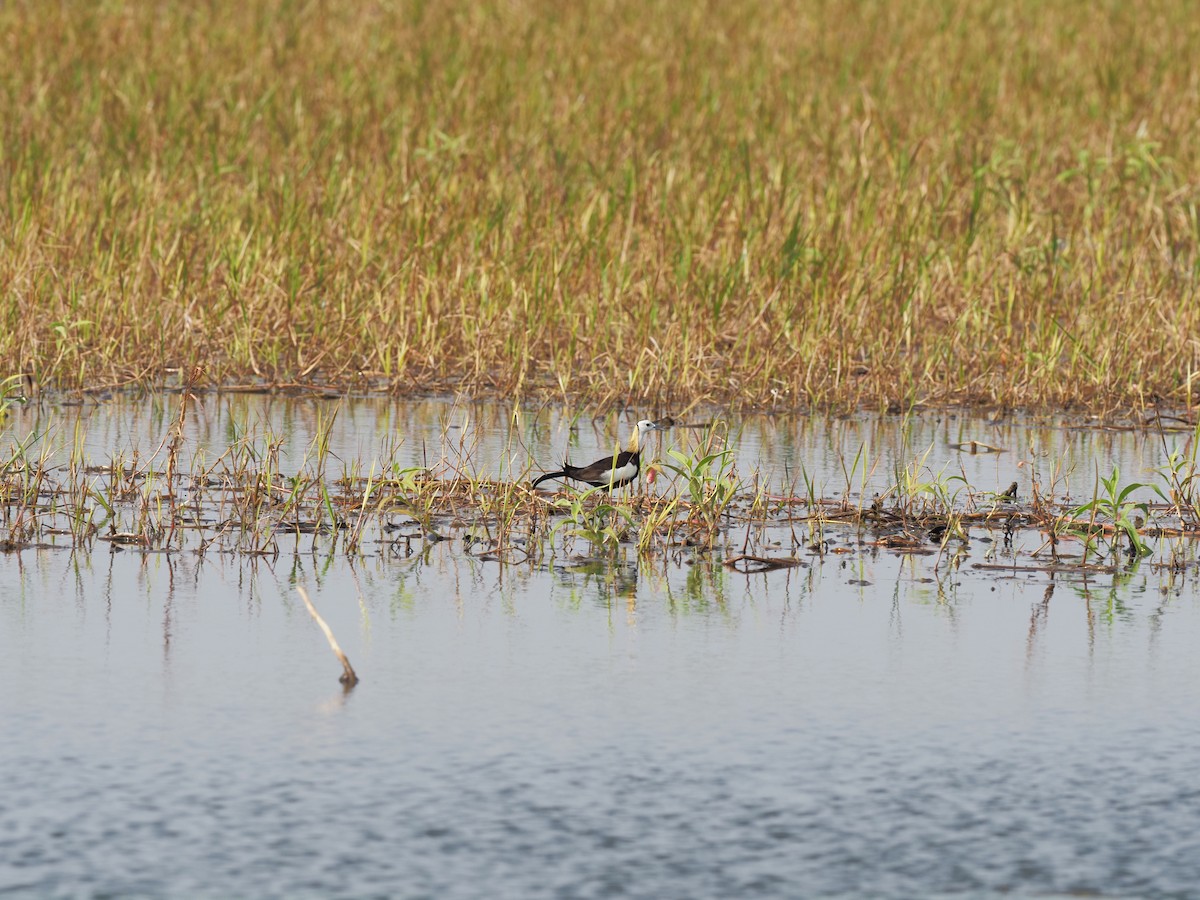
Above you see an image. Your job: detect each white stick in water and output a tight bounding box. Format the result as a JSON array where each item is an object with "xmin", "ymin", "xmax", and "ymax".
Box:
[{"xmin": 297, "ymin": 585, "xmax": 360, "ymax": 687}]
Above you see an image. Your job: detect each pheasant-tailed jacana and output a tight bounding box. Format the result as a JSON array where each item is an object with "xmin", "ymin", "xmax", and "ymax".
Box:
[{"xmin": 532, "ymin": 419, "xmax": 663, "ymax": 490}]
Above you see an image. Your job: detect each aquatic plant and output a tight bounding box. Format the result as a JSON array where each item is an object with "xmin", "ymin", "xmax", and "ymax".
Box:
[
  {"xmin": 549, "ymin": 487, "xmax": 636, "ymax": 556},
  {"xmin": 1151, "ymin": 418, "xmax": 1200, "ymax": 527},
  {"xmin": 660, "ymin": 440, "xmax": 740, "ymax": 546},
  {"xmin": 1069, "ymin": 465, "xmax": 1153, "ymax": 560},
  {"xmin": 834, "ymin": 441, "xmax": 867, "ymax": 512},
  {"xmin": 667, "ymin": 446, "xmax": 738, "ymax": 514},
  {"xmin": 0, "ymin": 376, "xmax": 25, "ymax": 420}
]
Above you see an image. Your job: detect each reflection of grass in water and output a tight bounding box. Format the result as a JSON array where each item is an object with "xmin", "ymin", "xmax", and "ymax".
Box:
[
  {"xmin": 553, "ymin": 559, "xmax": 640, "ymax": 610},
  {"xmin": 2, "ymin": 2, "xmax": 1199, "ymax": 409}
]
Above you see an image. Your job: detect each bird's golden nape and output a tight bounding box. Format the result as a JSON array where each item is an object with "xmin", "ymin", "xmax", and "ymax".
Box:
[
  {"xmin": 626, "ymin": 422, "xmax": 642, "ymax": 454},
  {"xmin": 626, "ymin": 419, "xmax": 658, "ymax": 454}
]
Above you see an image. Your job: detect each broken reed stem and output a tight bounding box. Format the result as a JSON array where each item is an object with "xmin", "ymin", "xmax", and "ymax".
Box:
[{"xmin": 296, "ymin": 584, "xmax": 360, "ymax": 687}]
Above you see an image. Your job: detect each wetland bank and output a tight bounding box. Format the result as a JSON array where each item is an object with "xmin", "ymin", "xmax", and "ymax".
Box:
[{"xmin": 5, "ymin": 0, "xmax": 1200, "ymax": 896}]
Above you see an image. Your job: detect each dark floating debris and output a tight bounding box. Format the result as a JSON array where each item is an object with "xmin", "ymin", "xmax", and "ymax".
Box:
[
  {"xmin": 949, "ymin": 440, "xmax": 1005, "ymax": 454},
  {"xmin": 100, "ymin": 532, "xmax": 150, "ymax": 546},
  {"xmin": 723, "ymin": 553, "xmax": 804, "ymax": 573}
]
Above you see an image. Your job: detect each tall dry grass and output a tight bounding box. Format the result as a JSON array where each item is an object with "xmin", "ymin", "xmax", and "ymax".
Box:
[{"xmin": 1, "ymin": 0, "xmax": 1198, "ymax": 409}]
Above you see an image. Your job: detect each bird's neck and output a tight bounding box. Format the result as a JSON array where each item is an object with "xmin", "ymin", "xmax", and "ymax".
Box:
[{"xmin": 625, "ymin": 430, "xmax": 641, "ymax": 454}]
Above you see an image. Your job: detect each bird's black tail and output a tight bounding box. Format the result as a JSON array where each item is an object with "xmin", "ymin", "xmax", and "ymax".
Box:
[{"xmin": 532, "ymin": 470, "xmax": 567, "ymax": 489}]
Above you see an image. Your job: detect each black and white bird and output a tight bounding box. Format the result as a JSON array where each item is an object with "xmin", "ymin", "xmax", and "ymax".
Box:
[{"xmin": 532, "ymin": 419, "xmax": 663, "ymax": 491}]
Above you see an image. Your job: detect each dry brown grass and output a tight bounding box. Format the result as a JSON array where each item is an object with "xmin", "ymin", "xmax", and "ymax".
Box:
[{"xmin": 2, "ymin": 0, "xmax": 1198, "ymax": 410}]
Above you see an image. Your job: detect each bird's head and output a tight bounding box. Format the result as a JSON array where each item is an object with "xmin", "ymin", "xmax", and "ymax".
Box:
[{"xmin": 628, "ymin": 419, "xmax": 666, "ymax": 453}]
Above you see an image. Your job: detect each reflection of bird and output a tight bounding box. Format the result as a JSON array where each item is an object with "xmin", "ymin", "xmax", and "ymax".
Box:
[{"xmin": 532, "ymin": 419, "xmax": 663, "ymax": 490}]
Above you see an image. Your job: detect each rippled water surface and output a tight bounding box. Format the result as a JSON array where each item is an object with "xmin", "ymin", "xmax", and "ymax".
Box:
[{"xmin": 3, "ymin": 395, "xmax": 1200, "ymax": 898}]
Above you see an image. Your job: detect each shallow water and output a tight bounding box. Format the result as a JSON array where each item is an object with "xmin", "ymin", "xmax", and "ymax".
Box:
[{"xmin": 3, "ymin": 395, "xmax": 1200, "ymax": 898}]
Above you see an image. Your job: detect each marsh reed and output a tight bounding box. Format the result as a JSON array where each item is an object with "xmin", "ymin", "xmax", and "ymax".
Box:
[{"xmin": 1, "ymin": 0, "xmax": 1199, "ymax": 410}]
